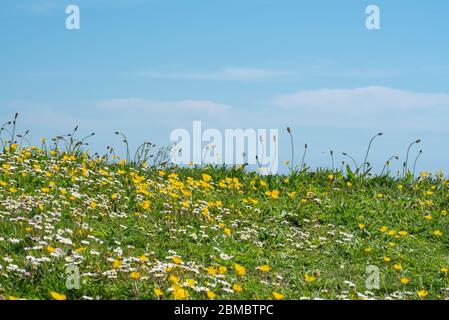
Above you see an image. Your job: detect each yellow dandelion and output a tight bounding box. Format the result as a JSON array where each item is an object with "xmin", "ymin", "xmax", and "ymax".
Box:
[{"xmin": 50, "ymin": 291, "xmax": 67, "ymax": 300}]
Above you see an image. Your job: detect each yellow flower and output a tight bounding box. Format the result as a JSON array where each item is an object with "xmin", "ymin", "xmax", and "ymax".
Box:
[
  {"xmin": 172, "ymin": 285, "xmax": 188, "ymax": 300},
  {"xmin": 259, "ymin": 265, "xmax": 271, "ymax": 273},
  {"xmin": 41, "ymin": 187, "xmax": 50, "ymax": 193},
  {"xmin": 379, "ymin": 226, "xmax": 388, "ymax": 232},
  {"xmin": 384, "ymin": 256, "xmax": 391, "ymax": 262},
  {"xmin": 304, "ymin": 273, "xmax": 316, "ymax": 283},
  {"xmin": 141, "ymin": 200, "xmax": 151, "ymax": 211},
  {"xmin": 154, "ymin": 287, "xmax": 164, "ymax": 296},
  {"xmin": 233, "ymin": 284, "xmax": 243, "ymax": 292},
  {"xmin": 399, "ymin": 231, "xmax": 408, "ymax": 237},
  {"xmin": 272, "ymin": 292, "xmax": 284, "ymax": 300},
  {"xmin": 441, "ymin": 267, "xmax": 448, "ymax": 273},
  {"xmin": 131, "ymin": 272, "xmax": 141, "ymax": 280},
  {"xmin": 393, "ymin": 264, "xmax": 402, "ymax": 271},
  {"xmin": 234, "ymin": 263, "xmax": 246, "ymax": 276},
  {"xmin": 224, "ymin": 228, "xmax": 232, "ymax": 236},
  {"xmin": 202, "ymin": 174, "xmax": 212, "ymax": 182},
  {"xmin": 50, "ymin": 291, "xmax": 67, "ymax": 300},
  {"xmin": 139, "ymin": 255, "xmax": 149, "ymax": 262},
  {"xmin": 417, "ymin": 290, "xmax": 428, "ymax": 298},
  {"xmin": 90, "ymin": 201, "xmax": 97, "ymax": 209},
  {"xmin": 185, "ymin": 279, "xmax": 196, "ymax": 287},
  {"xmin": 433, "ymin": 230, "xmax": 443, "ymax": 237},
  {"xmin": 113, "ymin": 259, "xmax": 122, "ymax": 269},
  {"xmin": 400, "ymin": 277, "xmax": 409, "ymax": 285},
  {"xmin": 8, "ymin": 296, "xmax": 19, "ymax": 300},
  {"xmin": 169, "ymin": 275, "xmax": 180, "ymax": 284},
  {"xmin": 47, "ymin": 246, "xmax": 56, "ymax": 253},
  {"xmin": 219, "ymin": 266, "xmax": 227, "ymax": 274},
  {"xmin": 442, "ymin": 210, "xmax": 448, "ymax": 216},
  {"xmin": 207, "ymin": 291, "xmax": 216, "ymax": 299},
  {"xmin": 364, "ymin": 247, "xmax": 373, "ymax": 253},
  {"xmin": 172, "ymin": 256, "xmax": 183, "ymax": 264},
  {"xmin": 207, "ymin": 267, "xmax": 217, "ymax": 275},
  {"xmin": 358, "ymin": 224, "xmax": 365, "ymax": 230}
]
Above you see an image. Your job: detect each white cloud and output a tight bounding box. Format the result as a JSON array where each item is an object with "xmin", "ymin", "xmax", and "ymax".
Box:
[
  {"xmin": 136, "ymin": 67, "xmax": 286, "ymax": 81},
  {"xmin": 273, "ymin": 86, "xmax": 449, "ymax": 130}
]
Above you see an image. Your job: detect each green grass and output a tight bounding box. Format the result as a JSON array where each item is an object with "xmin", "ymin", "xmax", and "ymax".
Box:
[{"xmin": 1, "ymin": 144, "xmax": 449, "ymax": 300}]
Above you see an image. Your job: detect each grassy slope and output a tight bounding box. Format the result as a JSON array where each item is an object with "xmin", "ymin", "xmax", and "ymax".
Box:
[{"xmin": 1, "ymin": 146, "xmax": 449, "ymax": 300}]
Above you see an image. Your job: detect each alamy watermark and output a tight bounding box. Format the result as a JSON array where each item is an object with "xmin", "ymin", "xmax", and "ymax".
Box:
[
  {"xmin": 365, "ymin": 265, "xmax": 380, "ymax": 290},
  {"xmin": 66, "ymin": 5, "xmax": 80, "ymax": 30},
  {"xmin": 170, "ymin": 121, "xmax": 279, "ymax": 175},
  {"xmin": 66, "ymin": 265, "xmax": 80, "ymax": 290},
  {"xmin": 365, "ymin": 5, "xmax": 381, "ymax": 30}
]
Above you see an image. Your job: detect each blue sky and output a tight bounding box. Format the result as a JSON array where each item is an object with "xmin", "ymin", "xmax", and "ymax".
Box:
[{"xmin": 1, "ymin": 0, "xmax": 449, "ymax": 173}]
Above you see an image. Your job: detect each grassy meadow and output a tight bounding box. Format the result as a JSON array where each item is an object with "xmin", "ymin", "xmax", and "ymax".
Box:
[{"xmin": 1, "ymin": 116, "xmax": 449, "ymax": 300}]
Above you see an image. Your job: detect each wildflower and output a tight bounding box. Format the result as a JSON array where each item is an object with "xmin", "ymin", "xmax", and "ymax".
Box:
[
  {"xmin": 50, "ymin": 291, "xmax": 67, "ymax": 300},
  {"xmin": 393, "ymin": 264, "xmax": 402, "ymax": 271},
  {"xmin": 47, "ymin": 246, "xmax": 56, "ymax": 253},
  {"xmin": 304, "ymin": 273, "xmax": 316, "ymax": 283},
  {"xmin": 224, "ymin": 228, "xmax": 232, "ymax": 236},
  {"xmin": 259, "ymin": 265, "xmax": 271, "ymax": 273},
  {"xmin": 131, "ymin": 272, "xmax": 140, "ymax": 280},
  {"xmin": 417, "ymin": 290, "xmax": 428, "ymax": 298},
  {"xmin": 379, "ymin": 226, "xmax": 388, "ymax": 232},
  {"xmin": 169, "ymin": 275, "xmax": 180, "ymax": 284},
  {"xmin": 202, "ymin": 174, "xmax": 212, "ymax": 182},
  {"xmin": 219, "ymin": 266, "xmax": 227, "ymax": 274},
  {"xmin": 384, "ymin": 257, "xmax": 391, "ymax": 262},
  {"xmin": 272, "ymin": 292, "xmax": 284, "ymax": 300},
  {"xmin": 207, "ymin": 291, "xmax": 216, "ymax": 299},
  {"xmin": 172, "ymin": 285, "xmax": 188, "ymax": 300},
  {"xmin": 207, "ymin": 267, "xmax": 217, "ymax": 275},
  {"xmin": 234, "ymin": 263, "xmax": 246, "ymax": 276},
  {"xmin": 364, "ymin": 247, "xmax": 373, "ymax": 253},
  {"xmin": 172, "ymin": 256, "xmax": 183, "ymax": 264},
  {"xmin": 185, "ymin": 279, "xmax": 196, "ymax": 287},
  {"xmin": 233, "ymin": 284, "xmax": 243, "ymax": 292},
  {"xmin": 139, "ymin": 255, "xmax": 149, "ymax": 262},
  {"xmin": 154, "ymin": 287, "xmax": 163, "ymax": 297},
  {"xmin": 401, "ymin": 277, "xmax": 410, "ymax": 284},
  {"xmin": 441, "ymin": 268, "xmax": 448, "ymax": 273},
  {"xmin": 399, "ymin": 231, "xmax": 408, "ymax": 237},
  {"xmin": 433, "ymin": 230, "xmax": 443, "ymax": 237},
  {"xmin": 112, "ymin": 259, "xmax": 122, "ymax": 269},
  {"xmin": 358, "ymin": 224, "xmax": 365, "ymax": 230}
]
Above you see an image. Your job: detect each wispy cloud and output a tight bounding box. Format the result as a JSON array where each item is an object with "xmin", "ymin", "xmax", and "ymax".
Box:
[
  {"xmin": 273, "ymin": 86, "xmax": 449, "ymax": 130},
  {"xmin": 136, "ymin": 67, "xmax": 287, "ymax": 81}
]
